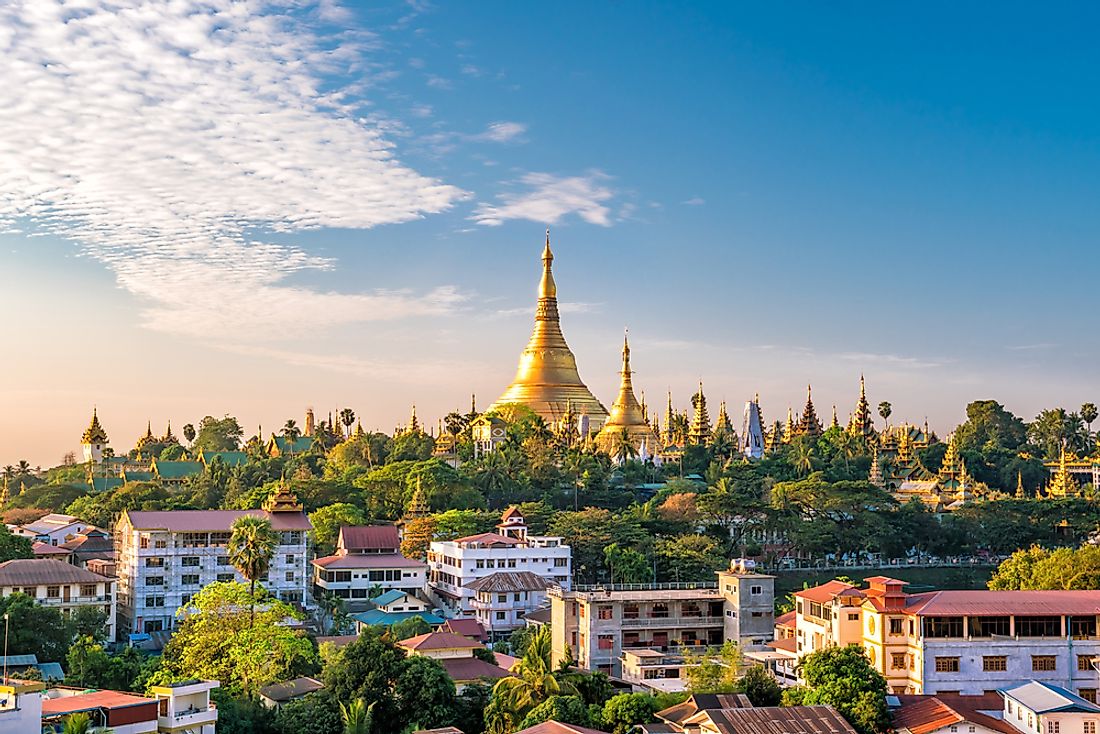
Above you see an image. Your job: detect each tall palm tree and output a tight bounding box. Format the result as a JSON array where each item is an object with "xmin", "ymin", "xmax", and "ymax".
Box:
[
  {"xmin": 877, "ymin": 402, "xmax": 892, "ymax": 431},
  {"xmin": 339, "ymin": 408, "xmax": 356, "ymax": 439},
  {"xmin": 340, "ymin": 699, "xmax": 375, "ymax": 734},
  {"xmin": 15, "ymin": 460, "xmax": 30, "ymax": 476},
  {"xmin": 228, "ymin": 515, "xmax": 279, "ymax": 625},
  {"xmin": 491, "ymin": 626, "xmax": 576, "ymax": 723},
  {"xmin": 791, "ymin": 439, "xmax": 815, "ymax": 476},
  {"xmin": 612, "ymin": 429, "xmax": 638, "ymax": 465},
  {"xmin": 834, "ymin": 430, "xmax": 856, "ymax": 474},
  {"xmin": 1, "ymin": 465, "xmax": 13, "ymax": 480},
  {"xmin": 1082, "ymin": 403, "xmax": 1098, "ymax": 438},
  {"xmin": 282, "ymin": 419, "xmax": 301, "ymax": 442}
]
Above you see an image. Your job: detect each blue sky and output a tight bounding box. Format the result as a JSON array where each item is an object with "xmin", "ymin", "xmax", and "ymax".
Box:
[{"xmin": 1, "ymin": 0, "xmax": 1098, "ymax": 465}]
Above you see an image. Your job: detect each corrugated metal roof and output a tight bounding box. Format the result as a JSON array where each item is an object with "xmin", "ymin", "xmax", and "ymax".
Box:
[
  {"xmin": 399, "ymin": 631, "xmax": 483, "ymax": 651},
  {"xmin": 0, "ymin": 559, "xmax": 109, "ymax": 586},
  {"xmin": 41, "ymin": 690, "xmax": 157, "ymax": 716},
  {"xmin": 796, "ymin": 580, "xmax": 863, "ymax": 603},
  {"xmin": 257, "ymin": 676, "xmax": 324, "ymax": 702},
  {"xmin": 466, "ymin": 571, "xmax": 551, "ymax": 593},
  {"xmin": 690, "ymin": 705, "xmax": 858, "ymax": 734},
  {"xmin": 338, "ymin": 525, "xmax": 400, "ymax": 552},
  {"xmin": 906, "ymin": 590, "xmax": 1100, "ymax": 617},
  {"xmin": 312, "ymin": 553, "xmax": 425, "ymax": 569},
  {"xmin": 124, "ymin": 509, "xmax": 311, "ymax": 532},
  {"xmin": 1002, "ymin": 681, "xmax": 1100, "ymax": 714},
  {"xmin": 893, "ymin": 694, "xmax": 1016, "ymax": 734}
]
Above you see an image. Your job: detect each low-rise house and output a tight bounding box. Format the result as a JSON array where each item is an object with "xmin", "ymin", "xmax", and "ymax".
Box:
[
  {"xmin": 258, "ymin": 677, "xmax": 325, "ymax": 709},
  {"xmin": 60, "ymin": 528, "xmax": 116, "ymax": 568},
  {"xmin": 312, "ymin": 525, "xmax": 426, "ymax": 608},
  {"xmin": 14, "ymin": 514, "xmax": 92, "ymax": 546},
  {"xmin": 1000, "ymin": 682, "xmax": 1100, "ymax": 734},
  {"xmin": 396, "ymin": 631, "xmax": 509, "ymax": 691},
  {"xmin": 0, "ymin": 678, "xmax": 45, "ymax": 734},
  {"xmin": 351, "ymin": 589, "xmax": 445, "ymax": 631},
  {"xmin": 42, "ymin": 688, "xmax": 161, "ymax": 733},
  {"xmin": 0, "ymin": 559, "xmax": 117, "ymax": 640},
  {"xmin": 514, "ymin": 723, "xmax": 606, "ymax": 734},
  {"xmin": 0, "ymin": 654, "xmax": 65, "ymax": 682},
  {"xmin": 148, "ymin": 679, "xmax": 219, "ymax": 733},
  {"xmin": 31, "ymin": 543, "xmax": 72, "ymax": 559},
  {"xmin": 427, "ymin": 507, "xmax": 571, "ymax": 622},
  {"xmin": 684, "ymin": 706, "xmax": 858, "ymax": 734},
  {"xmin": 114, "ymin": 486, "xmax": 311, "ymax": 637},
  {"xmin": 892, "ymin": 692, "xmax": 1016, "ymax": 734},
  {"xmin": 441, "ymin": 618, "xmax": 488, "ymax": 643},
  {"xmin": 621, "ymin": 649, "xmax": 697, "ymax": 693},
  {"xmin": 642, "ymin": 693, "xmax": 752, "ymax": 734}
]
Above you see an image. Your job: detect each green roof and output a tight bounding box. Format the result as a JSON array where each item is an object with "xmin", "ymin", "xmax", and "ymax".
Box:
[
  {"xmin": 200, "ymin": 450, "xmax": 248, "ymax": 467},
  {"xmin": 89, "ymin": 476, "xmax": 123, "ymax": 492},
  {"xmin": 122, "ymin": 471, "xmax": 154, "ymax": 482},
  {"xmin": 271, "ymin": 436, "xmax": 315, "ymax": 454},
  {"xmin": 152, "ymin": 460, "xmax": 204, "ymax": 479}
]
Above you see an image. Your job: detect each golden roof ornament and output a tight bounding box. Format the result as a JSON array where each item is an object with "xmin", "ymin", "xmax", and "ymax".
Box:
[
  {"xmin": 264, "ymin": 482, "xmax": 303, "ymax": 513},
  {"xmin": 489, "ymin": 230, "xmax": 609, "ymax": 425},
  {"xmin": 82, "ymin": 407, "xmax": 108, "ymax": 445},
  {"xmin": 596, "ymin": 330, "xmax": 659, "ymax": 455},
  {"xmin": 688, "ymin": 380, "xmax": 712, "ymax": 445}
]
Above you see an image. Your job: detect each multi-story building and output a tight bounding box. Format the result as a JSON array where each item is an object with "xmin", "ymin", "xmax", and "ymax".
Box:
[
  {"xmin": 114, "ymin": 487, "xmax": 311, "ymax": 637},
  {"xmin": 0, "ymin": 678, "xmax": 45, "ymax": 734},
  {"xmin": 13, "ymin": 513, "xmax": 93, "ymax": 546},
  {"xmin": 0, "ymin": 559, "xmax": 117, "ymax": 640},
  {"xmin": 550, "ymin": 564, "xmax": 775, "ymax": 677},
  {"xmin": 466, "ymin": 571, "xmax": 552, "ymax": 639},
  {"xmin": 311, "ymin": 525, "xmax": 426, "ymax": 608},
  {"xmin": 767, "ymin": 576, "xmax": 1100, "ymax": 698},
  {"xmin": 427, "ymin": 507, "xmax": 571, "ymax": 619}
]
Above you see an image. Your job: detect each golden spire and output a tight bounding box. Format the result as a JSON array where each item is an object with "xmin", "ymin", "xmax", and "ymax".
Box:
[
  {"xmin": 490, "ymin": 231, "xmax": 608, "ymax": 425},
  {"xmin": 82, "ymin": 407, "xmax": 108, "ymax": 445},
  {"xmin": 596, "ymin": 329, "xmax": 658, "ymax": 455},
  {"xmin": 783, "ymin": 407, "xmax": 794, "ymax": 444},
  {"xmin": 407, "ymin": 476, "xmax": 430, "ymax": 518},
  {"xmin": 688, "ymin": 380, "xmax": 712, "ymax": 445},
  {"xmin": 831, "ymin": 405, "xmax": 839, "ymax": 430},
  {"xmin": 1047, "ymin": 446, "xmax": 1078, "ymax": 498},
  {"xmin": 354, "ymin": 419, "xmax": 366, "ymax": 439},
  {"xmin": 1016, "ymin": 471, "xmax": 1025, "ymax": 499},
  {"xmin": 408, "ymin": 405, "xmax": 421, "ymax": 434}
]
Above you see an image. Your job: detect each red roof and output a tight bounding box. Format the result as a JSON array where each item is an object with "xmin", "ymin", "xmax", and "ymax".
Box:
[
  {"xmin": 515, "ymin": 721, "xmax": 607, "ymax": 734},
  {"xmin": 767, "ymin": 637, "xmax": 797, "ymax": 652},
  {"xmin": 42, "ymin": 690, "xmax": 157, "ymax": 716},
  {"xmin": 501, "ymin": 506, "xmax": 525, "ymax": 521},
  {"xmin": 776, "ymin": 610, "xmax": 796, "ymax": 628},
  {"xmin": 893, "ymin": 694, "xmax": 1014, "ymax": 734},
  {"xmin": 453, "ymin": 532, "xmax": 521, "ymax": 546},
  {"xmin": 312, "ymin": 553, "xmax": 425, "ymax": 569},
  {"xmin": 125, "ymin": 509, "xmax": 311, "ymax": 532},
  {"xmin": 440, "ymin": 656, "xmax": 511, "ymax": 682},
  {"xmin": 339, "ymin": 525, "xmax": 400, "ymax": 552},
  {"xmin": 32, "ymin": 542, "xmax": 72, "ymax": 556},
  {"xmin": 796, "ymin": 580, "xmax": 863, "ymax": 603},
  {"xmin": 904, "ymin": 590, "xmax": 1100, "ymax": 617},
  {"xmin": 399, "ymin": 631, "xmax": 484, "ymax": 652},
  {"xmin": 443, "ymin": 618, "xmax": 487, "ymax": 641}
]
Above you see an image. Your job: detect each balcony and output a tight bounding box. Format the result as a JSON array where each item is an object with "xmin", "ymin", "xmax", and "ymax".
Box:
[
  {"xmin": 160, "ymin": 703, "xmax": 217, "ymax": 729},
  {"xmin": 619, "ymin": 616, "xmax": 723, "ymax": 629}
]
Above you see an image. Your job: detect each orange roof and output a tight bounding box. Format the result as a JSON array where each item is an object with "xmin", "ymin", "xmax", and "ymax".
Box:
[
  {"xmin": 893, "ymin": 694, "xmax": 1014, "ymax": 734},
  {"xmin": 399, "ymin": 631, "xmax": 484, "ymax": 652},
  {"xmin": 42, "ymin": 690, "xmax": 156, "ymax": 716},
  {"xmin": 501, "ymin": 506, "xmax": 525, "ymax": 521},
  {"xmin": 795, "ymin": 580, "xmax": 863, "ymax": 603},
  {"xmin": 776, "ymin": 610, "xmax": 796, "ymax": 628},
  {"xmin": 516, "ymin": 722, "xmax": 608, "ymax": 734},
  {"xmin": 452, "ymin": 532, "xmax": 521, "ymax": 546},
  {"xmin": 767, "ymin": 637, "xmax": 797, "ymax": 652}
]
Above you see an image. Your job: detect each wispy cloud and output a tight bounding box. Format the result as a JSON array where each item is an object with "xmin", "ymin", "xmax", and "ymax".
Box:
[
  {"xmin": 1007, "ymin": 343, "xmax": 1058, "ymax": 351},
  {"xmin": 475, "ymin": 122, "xmax": 528, "ymax": 143},
  {"xmin": 472, "ymin": 171, "xmax": 616, "ymax": 226},
  {"xmin": 683, "ymin": 197, "xmax": 706, "ymax": 206},
  {"xmin": 0, "ymin": 0, "xmax": 467, "ymax": 338}
]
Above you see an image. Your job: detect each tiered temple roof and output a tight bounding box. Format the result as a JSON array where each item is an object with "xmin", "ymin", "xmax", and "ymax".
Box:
[
  {"xmin": 688, "ymin": 382, "xmax": 712, "ymax": 445},
  {"xmin": 794, "ymin": 385, "xmax": 823, "ymax": 439}
]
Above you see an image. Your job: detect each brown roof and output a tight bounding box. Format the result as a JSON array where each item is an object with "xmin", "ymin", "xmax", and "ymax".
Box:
[
  {"xmin": 767, "ymin": 637, "xmax": 797, "ymax": 652},
  {"xmin": 32, "ymin": 542, "xmax": 72, "ymax": 556},
  {"xmin": 258, "ymin": 676, "xmax": 325, "ymax": 702},
  {"xmin": 440, "ymin": 656, "xmax": 511, "ymax": 682},
  {"xmin": 776, "ymin": 610, "xmax": 796, "ymax": 627},
  {"xmin": 339, "ymin": 525, "xmax": 400, "ymax": 552},
  {"xmin": 124, "ymin": 509, "xmax": 311, "ymax": 532},
  {"xmin": 903, "ymin": 590, "xmax": 1100, "ymax": 617},
  {"xmin": 453, "ymin": 532, "xmax": 521, "ymax": 546},
  {"xmin": 0, "ymin": 559, "xmax": 111, "ymax": 586},
  {"xmin": 501, "ymin": 506, "xmax": 525, "ymax": 521},
  {"xmin": 657, "ymin": 694, "xmax": 753, "ymax": 726},
  {"xmin": 687, "ymin": 706, "xmax": 858, "ymax": 734},
  {"xmin": 442, "ymin": 618, "xmax": 487, "ymax": 641},
  {"xmin": 399, "ymin": 631, "xmax": 484, "ymax": 652},
  {"xmin": 524, "ymin": 606, "xmax": 552, "ymax": 624},
  {"xmin": 893, "ymin": 694, "xmax": 1014, "ymax": 734},
  {"xmin": 466, "ymin": 571, "xmax": 551, "ymax": 593},
  {"xmin": 796, "ymin": 580, "xmax": 863, "ymax": 603},
  {"xmin": 41, "ymin": 690, "xmax": 156, "ymax": 716},
  {"xmin": 61, "ymin": 531, "xmax": 114, "ymax": 553},
  {"xmin": 312, "ymin": 553, "xmax": 425, "ymax": 569},
  {"xmin": 515, "ymin": 721, "xmax": 607, "ymax": 734}
]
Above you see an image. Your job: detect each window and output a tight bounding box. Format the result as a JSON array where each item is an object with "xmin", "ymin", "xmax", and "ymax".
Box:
[
  {"xmin": 970, "ymin": 616, "xmax": 1011, "ymax": 637},
  {"xmin": 508, "ymin": 559, "xmax": 517, "ymax": 568},
  {"xmin": 950, "ymin": 727, "xmax": 958, "ymax": 733},
  {"xmin": 983, "ymin": 656, "xmax": 1008, "ymax": 672},
  {"xmin": 623, "ymin": 604, "xmax": 639, "ymax": 619},
  {"xmin": 498, "ymin": 594, "xmax": 507, "ymax": 603},
  {"xmin": 597, "ymin": 606, "xmax": 613, "ymax": 620},
  {"xmin": 1084, "ymin": 721, "xmax": 1097, "ymax": 734},
  {"xmin": 891, "ymin": 653, "xmax": 907, "ymax": 670},
  {"xmin": 848, "ymin": 613, "xmax": 860, "ymax": 621},
  {"xmin": 217, "ymin": 573, "xmax": 234, "ymax": 582},
  {"xmin": 217, "ymin": 556, "xmax": 230, "ymax": 566},
  {"xmin": 554, "ymin": 558, "xmax": 568, "ymax": 567},
  {"xmin": 285, "ymin": 554, "xmax": 295, "ymax": 564},
  {"xmin": 181, "ymin": 593, "xmax": 193, "ymax": 605},
  {"xmin": 935, "ymin": 657, "xmax": 960, "ymax": 673},
  {"xmin": 1032, "ymin": 656, "xmax": 1057, "ymax": 672},
  {"xmin": 182, "ymin": 556, "xmax": 200, "ymax": 567},
  {"xmin": 22, "ymin": 587, "xmax": 37, "ymax": 597},
  {"xmin": 285, "ymin": 571, "xmax": 294, "ymax": 582},
  {"xmin": 909, "ymin": 619, "xmax": 915, "ymax": 635},
  {"xmin": 145, "ymin": 576, "xmax": 164, "ymax": 586},
  {"xmin": 597, "ymin": 634, "xmax": 614, "ymax": 650},
  {"xmin": 1048, "ymin": 722, "xmax": 1059, "ymax": 734},
  {"xmin": 1072, "ymin": 617, "xmax": 1098, "ymax": 638},
  {"xmin": 1081, "ymin": 656, "xmax": 1096, "ymax": 672},
  {"xmin": 924, "ymin": 617, "xmax": 964, "ymax": 638},
  {"xmin": 476, "ymin": 560, "xmax": 485, "ymax": 569},
  {"xmin": 1017, "ymin": 617, "xmax": 1061, "ymax": 638},
  {"xmin": 145, "ymin": 557, "xmax": 164, "ymax": 568},
  {"xmin": 496, "ymin": 612, "xmax": 506, "ymax": 620},
  {"xmin": 139, "ymin": 535, "xmax": 150, "ymax": 549},
  {"xmin": 890, "ymin": 618, "xmax": 904, "ymax": 635},
  {"xmin": 145, "ymin": 595, "xmax": 164, "ymax": 608},
  {"xmin": 1081, "ymin": 691, "xmax": 1097, "ymax": 705},
  {"xmin": 46, "ymin": 586, "xmax": 60, "ymax": 598},
  {"xmin": 182, "ymin": 574, "xmax": 199, "ymax": 585},
  {"xmin": 154, "ymin": 539, "xmax": 167, "ymax": 548},
  {"xmin": 751, "ymin": 585, "xmax": 763, "ymax": 595},
  {"xmin": 80, "ymin": 584, "xmax": 97, "ymax": 597}
]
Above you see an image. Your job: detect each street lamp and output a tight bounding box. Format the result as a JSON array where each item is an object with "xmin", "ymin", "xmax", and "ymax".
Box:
[{"xmin": 2, "ymin": 612, "xmax": 9, "ymax": 684}]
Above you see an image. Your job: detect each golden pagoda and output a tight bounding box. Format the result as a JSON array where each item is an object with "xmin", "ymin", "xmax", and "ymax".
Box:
[
  {"xmin": 1047, "ymin": 447, "xmax": 1078, "ymax": 498},
  {"xmin": 782, "ymin": 408, "xmax": 794, "ymax": 445},
  {"xmin": 489, "ymin": 231, "xmax": 609, "ymax": 426},
  {"xmin": 264, "ymin": 483, "xmax": 303, "ymax": 513},
  {"xmin": 688, "ymin": 382, "xmax": 712, "ymax": 445},
  {"xmin": 794, "ymin": 384, "xmax": 823, "ymax": 438},
  {"xmin": 82, "ymin": 408, "xmax": 108, "ymax": 445},
  {"xmin": 848, "ymin": 374, "xmax": 875, "ymax": 438},
  {"xmin": 596, "ymin": 331, "xmax": 660, "ymax": 456}
]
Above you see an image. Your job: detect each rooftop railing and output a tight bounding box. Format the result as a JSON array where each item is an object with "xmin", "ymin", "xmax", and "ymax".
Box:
[{"xmin": 573, "ymin": 582, "xmax": 719, "ymax": 593}]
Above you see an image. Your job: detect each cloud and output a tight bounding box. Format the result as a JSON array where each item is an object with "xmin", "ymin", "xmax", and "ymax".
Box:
[
  {"xmin": 473, "ymin": 171, "xmax": 616, "ymax": 226},
  {"xmin": 683, "ymin": 197, "xmax": 706, "ymax": 206},
  {"xmin": 0, "ymin": 0, "xmax": 468, "ymax": 338},
  {"xmin": 475, "ymin": 122, "xmax": 527, "ymax": 143},
  {"xmin": 491, "ymin": 301, "xmax": 602, "ymax": 319}
]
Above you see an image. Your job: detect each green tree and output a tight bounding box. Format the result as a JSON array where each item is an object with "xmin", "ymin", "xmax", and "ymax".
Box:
[
  {"xmin": 604, "ymin": 543, "xmax": 651, "ymax": 584},
  {"xmin": 787, "ymin": 645, "xmax": 889, "ymax": 734},
  {"xmin": 955, "ymin": 400, "xmax": 1027, "ymax": 454},
  {"xmin": 389, "ymin": 615, "xmax": 432, "ymax": 642},
  {"xmin": 877, "ymin": 402, "xmax": 891, "ymax": 430},
  {"xmin": 340, "ymin": 699, "xmax": 375, "ymax": 734},
  {"xmin": 0, "ymin": 524, "xmax": 33, "ymax": 562},
  {"xmin": 228, "ymin": 514, "xmax": 279, "ymax": 624},
  {"xmin": 1082, "ymin": 403, "xmax": 1098, "ymax": 436},
  {"xmin": 324, "ymin": 628, "xmax": 407, "ymax": 726},
  {"xmin": 182, "ymin": 423, "xmax": 196, "ymax": 446},
  {"xmin": 62, "ymin": 712, "xmax": 92, "ymax": 734},
  {"xmin": 308, "ymin": 503, "xmax": 367, "ymax": 555},
  {"xmin": 395, "ymin": 655, "xmax": 457, "ymax": 728},
  {"xmin": 601, "ymin": 692, "xmax": 659, "ymax": 734},
  {"xmin": 69, "ymin": 606, "xmax": 109, "ymax": 643},
  {"xmin": 274, "ymin": 693, "xmax": 343, "ymax": 734},
  {"xmin": 340, "ymin": 408, "xmax": 357, "ymax": 439},
  {"xmin": 431, "ymin": 509, "xmax": 485, "ymax": 540},
  {"xmin": 655, "ymin": 534, "xmax": 725, "ymax": 583},
  {"xmin": 0, "ymin": 592, "xmax": 71, "ymax": 661},
  {"xmin": 519, "ymin": 695, "xmax": 590, "ymax": 729},
  {"xmin": 490, "ymin": 626, "xmax": 576, "ymax": 729},
  {"xmin": 192, "ymin": 415, "xmax": 245, "ymax": 452},
  {"xmin": 684, "ymin": 642, "xmax": 741, "ymax": 693},
  {"xmin": 989, "ymin": 545, "xmax": 1100, "ymax": 590},
  {"xmin": 549, "ymin": 508, "xmax": 648, "ymax": 583},
  {"xmin": 160, "ymin": 582, "xmax": 317, "ymax": 695},
  {"xmin": 736, "ymin": 665, "xmax": 782, "ymax": 706}
]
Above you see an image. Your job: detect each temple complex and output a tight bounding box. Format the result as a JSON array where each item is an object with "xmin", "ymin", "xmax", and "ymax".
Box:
[
  {"xmin": 489, "ymin": 232, "xmax": 609, "ymax": 427},
  {"xmin": 595, "ymin": 332, "xmax": 660, "ymax": 459}
]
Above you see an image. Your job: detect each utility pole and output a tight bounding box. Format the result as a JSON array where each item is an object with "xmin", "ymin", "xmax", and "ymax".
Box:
[{"xmin": 3, "ymin": 612, "xmax": 9, "ymax": 684}]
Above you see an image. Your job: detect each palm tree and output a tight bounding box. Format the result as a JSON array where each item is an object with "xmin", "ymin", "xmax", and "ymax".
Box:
[
  {"xmin": 877, "ymin": 401, "xmax": 892, "ymax": 431},
  {"xmin": 340, "ymin": 699, "xmax": 375, "ymax": 734},
  {"xmin": 339, "ymin": 408, "xmax": 356, "ymax": 439},
  {"xmin": 1, "ymin": 465, "xmax": 13, "ymax": 480},
  {"xmin": 228, "ymin": 515, "xmax": 279, "ymax": 625},
  {"xmin": 491, "ymin": 626, "xmax": 576, "ymax": 723},
  {"xmin": 282, "ymin": 419, "xmax": 302, "ymax": 442},
  {"xmin": 611, "ymin": 429, "xmax": 638, "ymax": 465},
  {"xmin": 791, "ymin": 438, "xmax": 815, "ymax": 476},
  {"xmin": 62, "ymin": 712, "xmax": 94, "ymax": 734},
  {"xmin": 834, "ymin": 430, "xmax": 856, "ymax": 474},
  {"xmin": 15, "ymin": 460, "xmax": 30, "ymax": 476},
  {"xmin": 1082, "ymin": 402, "xmax": 1098, "ymax": 440},
  {"xmin": 183, "ymin": 423, "xmax": 196, "ymax": 446}
]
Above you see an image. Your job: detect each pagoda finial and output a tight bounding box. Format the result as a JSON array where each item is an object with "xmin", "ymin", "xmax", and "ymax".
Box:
[
  {"xmin": 831, "ymin": 405, "xmax": 839, "ymax": 429},
  {"xmin": 539, "ymin": 228, "xmax": 556, "ymax": 299},
  {"xmin": 471, "ymin": 393, "xmax": 477, "ymax": 415}
]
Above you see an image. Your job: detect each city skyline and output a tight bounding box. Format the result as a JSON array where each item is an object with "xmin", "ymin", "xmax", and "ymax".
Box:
[{"xmin": 4, "ymin": 1, "xmax": 1100, "ymax": 466}]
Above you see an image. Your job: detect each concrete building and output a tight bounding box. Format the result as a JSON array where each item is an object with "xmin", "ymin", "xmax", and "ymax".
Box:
[
  {"xmin": 149, "ymin": 680, "xmax": 219, "ymax": 733},
  {"xmin": 114, "ymin": 487, "xmax": 310, "ymax": 637},
  {"xmin": 467, "ymin": 571, "xmax": 552, "ymax": 639},
  {"xmin": 396, "ymin": 631, "xmax": 509, "ymax": 691},
  {"xmin": 13, "ymin": 514, "xmax": 93, "ymax": 546},
  {"xmin": 0, "ymin": 559, "xmax": 117, "ymax": 640},
  {"xmin": 427, "ymin": 507, "xmax": 570, "ymax": 619},
  {"xmin": 38, "ymin": 680, "xmax": 218, "ymax": 734},
  {"xmin": 311, "ymin": 525, "xmax": 426, "ymax": 608},
  {"xmin": 718, "ymin": 562, "xmax": 776, "ymax": 648},
  {"xmin": 1000, "ymin": 682, "xmax": 1100, "ymax": 734},
  {"xmin": 0, "ymin": 678, "xmax": 45, "ymax": 734},
  {"xmin": 351, "ymin": 589, "xmax": 445, "ymax": 631}
]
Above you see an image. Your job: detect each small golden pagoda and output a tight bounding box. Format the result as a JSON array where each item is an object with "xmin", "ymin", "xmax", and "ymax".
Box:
[
  {"xmin": 688, "ymin": 382, "xmax": 712, "ymax": 445},
  {"xmin": 794, "ymin": 385, "xmax": 823, "ymax": 439},
  {"xmin": 82, "ymin": 408, "xmax": 109, "ymax": 445},
  {"xmin": 596, "ymin": 332, "xmax": 660, "ymax": 456},
  {"xmin": 264, "ymin": 483, "xmax": 303, "ymax": 513},
  {"xmin": 782, "ymin": 407, "xmax": 794, "ymax": 445},
  {"xmin": 489, "ymin": 231, "xmax": 609, "ymax": 426},
  {"xmin": 848, "ymin": 374, "xmax": 875, "ymax": 438},
  {"xmin": 1047, "ymin": 447, "xmax": 1079, "ymax": 498}
]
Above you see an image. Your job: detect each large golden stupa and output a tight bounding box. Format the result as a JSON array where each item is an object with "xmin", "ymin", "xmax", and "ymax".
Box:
[
  {"xmin": 595, "ymin": 332, "xmax": 659, "ymax": 455},
  {"xmin": 489, "ymin": 232, "xmax": 609, "ymax": 426}
]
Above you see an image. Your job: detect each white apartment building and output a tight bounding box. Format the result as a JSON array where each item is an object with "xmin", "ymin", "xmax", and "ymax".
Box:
[
  {"xmin": 0, "ymin": 559, "xmax": 117, "ymax": 640},
  {"xmin": 311, "ymin": 525, "xmax": 426, "ymax": 608},
  {"xmin": 764, "ymin": 576, "xmax": 1100, "ymax": 698},
  {"xmin": 14, "ymin": 514, "xmax": 94, "ymax": 546},
  {"xmin": 466, "ymin": 570, "xmax": 552, "ymax": 638},
  {"xmin": 114, "ymin": 487, "xmax": 310, "ymax": 638},
  {"xmin": 427, "ymin": 507, "xmax": 571, "ymax": 620}
]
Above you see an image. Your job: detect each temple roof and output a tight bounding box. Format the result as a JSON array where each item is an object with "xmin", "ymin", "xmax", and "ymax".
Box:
[{"xmin": 82, "ymin": 408, "xmax": 108, "ymax": 444}]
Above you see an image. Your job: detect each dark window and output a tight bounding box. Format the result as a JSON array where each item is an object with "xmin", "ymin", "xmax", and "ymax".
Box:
[
  {"xmin": 1071, "ymin": 617, "xmax": 1097, "ymax": 638},
  {"xmin": 1017, "ymin": 617, "xmax": 1061, "ymax": 638},
  {"xmin": 924, "ymin": 617, "xmax": 964, "ymax": 638},
  {"xmin": 970, "ymin": 616, "xmax": 1011, "ymax": 637}
]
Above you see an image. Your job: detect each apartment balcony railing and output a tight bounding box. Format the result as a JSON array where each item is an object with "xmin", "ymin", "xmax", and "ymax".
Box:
[
  {"xmin": 160, "ymin": 702, "xmax": 217, "ymax": 728},
  {"xmin": 574, "ymin": 582, "xmax": 718, "ymax": 593},
  {"xmin": 619, "ymin": 616, "xmax": 724, "ymax": 629}
]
